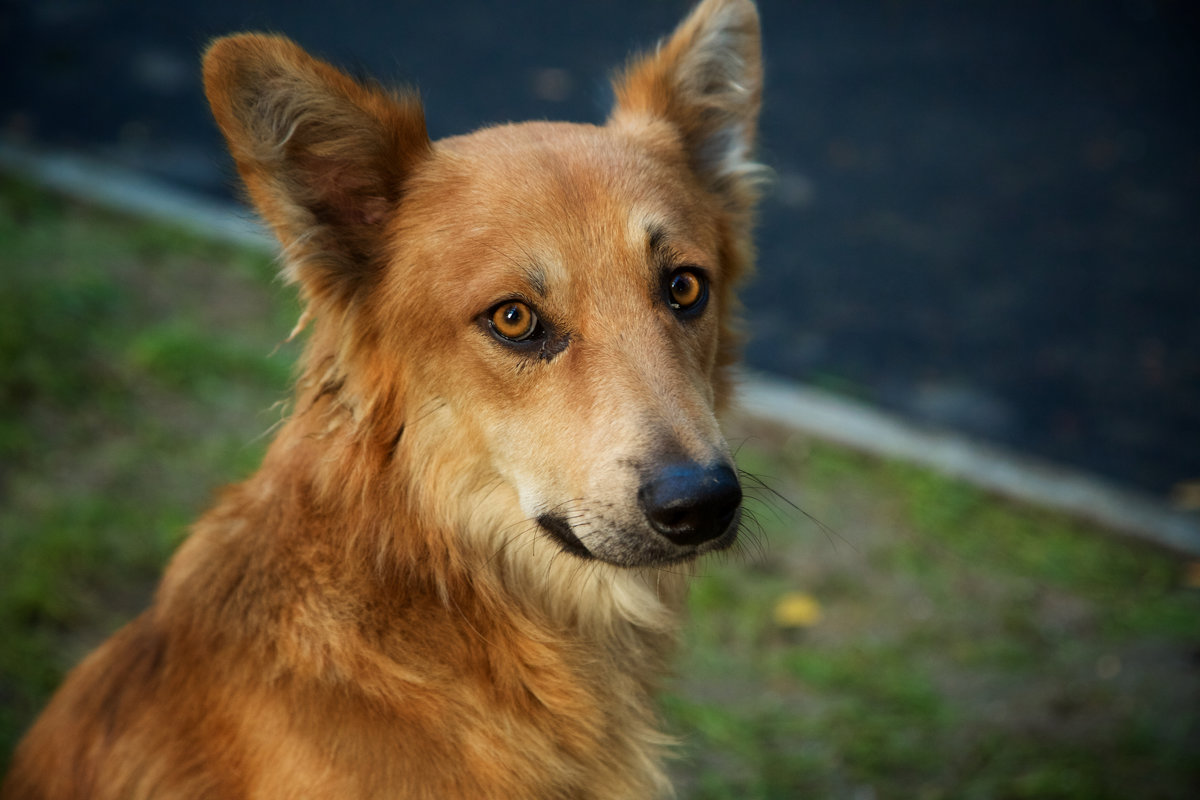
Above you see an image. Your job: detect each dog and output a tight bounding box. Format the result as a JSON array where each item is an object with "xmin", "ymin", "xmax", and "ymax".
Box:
[{"xmin": 2, "ymin": 0, "xmax": 762, "ymax": 796}]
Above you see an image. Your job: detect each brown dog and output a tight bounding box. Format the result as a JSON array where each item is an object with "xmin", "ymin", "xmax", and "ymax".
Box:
[{"xmin": 2, "ymin": 1, "xmax": 762, "ymax": 796}]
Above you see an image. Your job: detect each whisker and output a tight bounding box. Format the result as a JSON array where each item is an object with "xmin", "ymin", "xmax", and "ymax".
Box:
[{"xmin": 737, "ymin": 468, "xmax": 856, "ymax": 554}]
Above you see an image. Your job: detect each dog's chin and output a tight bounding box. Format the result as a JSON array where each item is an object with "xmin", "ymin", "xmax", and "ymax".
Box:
[{"xmin": 536, "ymin": 511, "xmax": 740, "ymax": 568}]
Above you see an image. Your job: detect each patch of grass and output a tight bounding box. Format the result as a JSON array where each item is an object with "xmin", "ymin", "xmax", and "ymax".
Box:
[
  {"xmin": 126, "ymin": 319, "xmax": 292, "ymax": 394},
  {"xmin": 1, "ymin": 176, "xmax": 1197, "ymax": 797},
  {"xmin": 670, "ymin": 432, "xmax": 1200, "ymax": 798}
]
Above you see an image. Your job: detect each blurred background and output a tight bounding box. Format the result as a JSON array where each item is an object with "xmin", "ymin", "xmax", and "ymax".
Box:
[
  {"xmin": 3, "ymin": 0, "xmax": 1199, "ymax": 498},
  {"xmin": 3, "ymin": 2, "xmax": 1200, "ymax": 796}
]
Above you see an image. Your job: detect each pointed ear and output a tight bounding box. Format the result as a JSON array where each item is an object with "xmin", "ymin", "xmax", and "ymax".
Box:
[
  {"xmin": 203, "ymin": 34, "xmax": 431, "ymax": 307},
  {"xmin": 609, "ymin": 0, "xmax": 763, "ymax": 218}
]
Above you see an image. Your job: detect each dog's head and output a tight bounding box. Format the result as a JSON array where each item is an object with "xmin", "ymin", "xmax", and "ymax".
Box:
[{"xmin": 203, "ymin": 0, "xmax": 762, "ymax": 570}]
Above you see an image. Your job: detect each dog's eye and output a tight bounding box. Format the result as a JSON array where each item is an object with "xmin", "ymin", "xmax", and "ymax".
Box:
[
  {"xmin": 489, "ymin": 301, "xmax": 540, "ymax": 342},
  {"xmin": 667, "ymin": 268, "xmax": 708, "ymax": 313}
]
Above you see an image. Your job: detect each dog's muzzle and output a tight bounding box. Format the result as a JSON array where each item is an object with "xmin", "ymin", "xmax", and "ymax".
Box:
[{"xmin": 535, "ymin": 459, "xmax": 742, "ymax": 565}]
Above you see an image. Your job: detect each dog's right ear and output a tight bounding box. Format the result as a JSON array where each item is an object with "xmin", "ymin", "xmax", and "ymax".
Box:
[
  {"xmin": 609, "ymin": 0, "xmax": 763, "ymax": 224},
  {"xmin": 203, "ymin": 35, "xmax": 431, "ymax": 308}
]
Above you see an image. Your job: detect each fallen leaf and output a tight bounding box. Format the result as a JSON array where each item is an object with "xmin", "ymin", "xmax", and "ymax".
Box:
[{"xmin": 773, "ymin": 591, "xmax": 823, "ymax": 628}]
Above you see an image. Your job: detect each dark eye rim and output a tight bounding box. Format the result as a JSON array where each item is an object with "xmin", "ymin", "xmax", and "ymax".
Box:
[{"xmin": 664, "ymin": 266, "xmax": 710, "ymax": 317}]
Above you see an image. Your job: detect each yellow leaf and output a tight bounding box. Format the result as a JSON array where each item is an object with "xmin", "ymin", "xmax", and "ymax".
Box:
[{"xmin": 773, "ymin": 591, "xmax": 822, "ymax": 628}]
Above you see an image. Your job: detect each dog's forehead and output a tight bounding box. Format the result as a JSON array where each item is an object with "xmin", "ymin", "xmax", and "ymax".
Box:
[
  {"xmin": 434, "ymin": 120, "xmax": 663, "ymax": 190},
  {"xmin": 434, "ymin": 124, "xmax": 713, "ymax": 241},
  {"xmin": 406, "ymin": 121, "xmax": 719, "ymax": 298}
]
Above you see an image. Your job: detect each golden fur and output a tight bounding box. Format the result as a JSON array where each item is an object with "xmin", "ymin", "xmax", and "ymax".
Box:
[{"xmin": 2, "ymin": 1, "xmax": 763, "ymax": 797}]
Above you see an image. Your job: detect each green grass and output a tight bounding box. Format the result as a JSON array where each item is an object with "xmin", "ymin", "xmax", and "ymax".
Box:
[
  {"xmin": 1, "ymin": 175, "xmax": 1197, "ymax": 796},
  {"xmin": 669, "ymin": 436, "xmax": 1200, "ymax": 798}
]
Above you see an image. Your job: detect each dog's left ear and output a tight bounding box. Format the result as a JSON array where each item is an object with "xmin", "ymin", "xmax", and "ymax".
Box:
[{"xmin": 610, "ymin": 0, "xmax": 763, "ymax": 219}]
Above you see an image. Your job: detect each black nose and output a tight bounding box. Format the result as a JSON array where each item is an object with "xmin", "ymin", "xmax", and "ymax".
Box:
[{"xmin": 638, "ymin": 462, "xmax": 742, "ymax": 547}]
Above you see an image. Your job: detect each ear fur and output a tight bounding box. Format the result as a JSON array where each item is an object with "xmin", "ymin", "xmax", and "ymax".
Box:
[
  {"xmin": 203, "ymin": 34, "xmax": 431, "ymax": 307},
  {"xmin": 609, "ymin": 0, "xmax": 764, "ymax": 219}
]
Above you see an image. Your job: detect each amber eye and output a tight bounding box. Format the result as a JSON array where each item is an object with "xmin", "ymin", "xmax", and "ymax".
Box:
[
  {"xmin": 667, "ymin": 268, "xmax": 707, "ymax": 312},
  {"xmin": 489, "ymin": 301, "xmax": 539, "ymax": 342}
]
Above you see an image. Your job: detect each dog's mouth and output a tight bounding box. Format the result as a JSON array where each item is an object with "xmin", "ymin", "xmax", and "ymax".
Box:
[
  {"xmin": 535, "ymin": 461, "xmax": 742, "ymax": 567},
  {"xmin": 536, "ymin": 513, "xmax": 594, "ymax": 560}
]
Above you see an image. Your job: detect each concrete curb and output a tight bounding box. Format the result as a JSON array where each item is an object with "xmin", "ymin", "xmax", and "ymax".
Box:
[
  {"xmin": 740, "ymin": 375, "xmax": 1200, "ymax": 556},
  {"xmin": 0, "ymin": 142, "xmax": 273, "ymax": 252},
  {"xmin": 4, "ymin": 140, "xmax": 1198, "ymax": 557}
]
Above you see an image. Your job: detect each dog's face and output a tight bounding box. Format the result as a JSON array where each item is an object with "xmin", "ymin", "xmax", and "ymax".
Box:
[
  {"xmin": 386, "ymin": 123, "xmax": 742, "ymax": 566},
  {"xmin": 203, "ymin": 0, "xmax": 762, "ymax": 568}
]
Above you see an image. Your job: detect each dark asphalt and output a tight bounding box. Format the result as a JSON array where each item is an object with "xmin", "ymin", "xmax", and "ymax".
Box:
[{"xmin": 3, "ymin": 0, "xmax": 1198, "ymax": 497}]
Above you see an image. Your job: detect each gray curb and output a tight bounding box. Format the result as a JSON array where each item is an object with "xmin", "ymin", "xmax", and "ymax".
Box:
[
  {"xmin": 0, "ymin": 142, "xmax": 273, "ymax": 252},
  {"xmin": 740, "ymin": 374, "xmax": 1200, "ymax": 556},
  {"xmin": 3, "ymin": 140, "xmax": 1197, "ymax": 557}
]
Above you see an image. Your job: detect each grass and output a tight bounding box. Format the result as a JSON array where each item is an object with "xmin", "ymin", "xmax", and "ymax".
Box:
[
  {"xmin": 671, "ymin": 434, "xmax": 1200, "ymax": 798},
  {"xmin": 1, "ymin": 175, "xmax": 1197, "ymax": 797}
]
